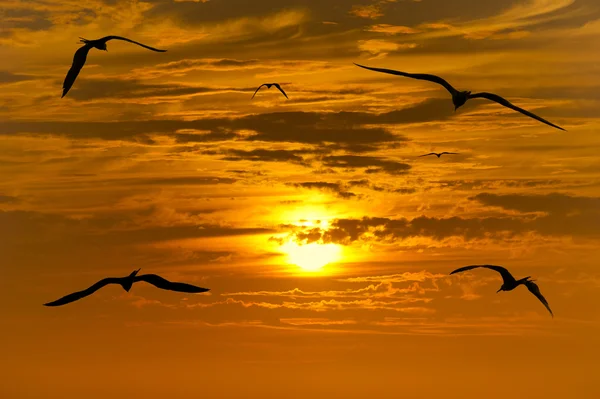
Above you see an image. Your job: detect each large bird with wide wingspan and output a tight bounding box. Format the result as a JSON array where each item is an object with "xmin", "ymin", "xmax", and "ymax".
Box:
[
  {"xmin": 62, "ymin": 36, "xmax": 167, "ymax": 98},
  {"xmin": 450, "ymin": 264, "xmax": 553, "ymax": 317},
  {"xmin": 354, "ymin": 63, "xmax": 565, "ymax": 131},
  {"xmin": 44, "ymin": 269, "xmax": 209, "ymax": 307}
]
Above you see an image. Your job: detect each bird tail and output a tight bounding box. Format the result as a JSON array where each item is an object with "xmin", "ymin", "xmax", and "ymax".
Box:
[{"xmin": 517, "ymin": 276, "xmax": 532, "ymax": 285}]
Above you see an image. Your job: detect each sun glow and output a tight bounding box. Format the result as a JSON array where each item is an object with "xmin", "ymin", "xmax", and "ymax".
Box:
[{"xmin": 281, "ymin": 240, "xmax": 342, "ymax": 272}]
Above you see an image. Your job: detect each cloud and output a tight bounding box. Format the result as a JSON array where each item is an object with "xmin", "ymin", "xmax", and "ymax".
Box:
[
  {"xmin": 196, "ymin": 296, "xmax": 433, "ymax": 313},
  {"xmin": 2, "ymin": 99, "xmax": 464, "ymax": 145},
  {"xmin": 0, "ymin": 208, "xmax": 274, "ymax": 250},
  {"xmin": 357, "ymin": 39, "xmax": 417, "ymax": 57},
  {"xmin": 349, "ymin": 5, "xmax": 384, "ymax": 20},
  {"xmin": 339, "ymin": 271, "xmax": 446, "ymax": 283},
  {"xmin": 131, "ymin": 58, "xmax": 341, "ymax": 79},
  {"xmin": 215, "ymin": 148, "xmax": 313, "ymax": 165},
  {"xmin": 289, "ymin": 182, "xmax": 357, "ymax": 199},
  {"xmin": 62, "ymin": 78, "xmax": 248, "ymax": 102},
  {"xmin": 225, "ymin": 280, "xmax": 438, "ymax": 299},
  {"xmin": 321, "ymin": 155, "xmax": 411, "ymax": 175},
  {"xmin": 433, "ymin": 179, "xmax": 564, "ymax": 192},
  {"xmin": 280, "ymin": 198, "xmax": 600, "ymax": 245},
  {"xmin": 365, "ymin": 24, "xmax": 420, "ymax": 34},
  {"xmin": 0, "ymin": 71, "xmax": 35, "ymax": 84},
  {"xmin": 279, "ymin": 318, "xmax": 357, "ymax": 326},
  {"xmin": 141, "ymin": 7, "xmax": 309, "ymax": 46},
  {"xmin": 471, "ymin": 192, "xmax": 600, "ymax": 215},
  {"xmin": 415, "ymin": 0, "xmax": 579, "ymax": 41},
  {"xmin": 0, "ymin": 195, "xmax": 20, "ymax": 204}
]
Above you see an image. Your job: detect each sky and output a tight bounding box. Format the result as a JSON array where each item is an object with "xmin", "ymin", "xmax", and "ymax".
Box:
[{"xmin": 1, "ymin": 0, "xmax": 600, "ymax": 397}]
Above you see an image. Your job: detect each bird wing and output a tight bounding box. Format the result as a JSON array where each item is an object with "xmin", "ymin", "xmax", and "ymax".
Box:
[
  {"xmin": 441, "ymin": 152, "xmax": 458, "ymax": 155},
  {"xmin": 135, "ymin": 274, "xmax": 210, "ymax": 293},
  {"xmin": 468, "ymin": 92, "xmax": 565, "ymax": 131},
  {"xmin": 62, "ymin": 45, "xmax": 92, "ymax": 98},
  {"xmin": 251, "ymin": 84, "xmax": 267, "ymax": 99},
  {"xmin": 418, "ymin": 153, "xmax": 437, "ymax": 157},
  {"xmin": 102, "ymin": 36, "xmax": 167, "ymax": 52},
  {"xmin": 44, "ymin": 277, "xmax": 120, "ymax": 306},
  {"xmin": 524, "ymin": 280, "xmax": 553, "ymax": 317},
  {"xmin": 273, "ymin": 83, "xmax": 289, "ymax": 99},
  {"xmin": 450, "ymin": 265, "xmax": 516, "ymax": 284},
  {"xmin": 354, "ymin": 63, "xmax": 458, "ymax": 96}
]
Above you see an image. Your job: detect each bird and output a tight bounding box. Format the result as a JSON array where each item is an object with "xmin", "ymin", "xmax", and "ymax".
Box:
[
  {"xmin": 418, "ymin": 152, "xmax": 458, "ymax": 158},
  {"xmin": 44, "ymin": 268, "xmax": 209, "ymax": 307},
  {"xmin": 62, "ymin": 36, "xmax": 167, "ymax": 98},
  {"xmin": 251, "ymin": 83, "xmax": 288, "ymax": 99},
  {"xmin": 353, "ymin": 63, "xmax": 565, "ymax": 131},
  {"xmin": 449, "ymin": 265, "xmax": 553, "ymax": 317}
]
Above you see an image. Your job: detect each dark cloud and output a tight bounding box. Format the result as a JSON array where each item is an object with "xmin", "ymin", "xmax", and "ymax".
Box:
[
  {"xmin": 289, "ymin": 182, "xmax": 357, "ymax": 199},
  {"xmin": 174, "ymin": 129, "xmax": 240, "ymax": 143},
  {"xmin": 0, "ymin": 209, "xmax": 273, "ymax": 249},
  {"xmin": 281, "ymin": 193, "xmax": 600, "ymax": 244},
  {"xmin": 2, "ymin": 103, "xmax": 435, "ymax": 145},
  {"xmin": 30, "ymin": 176, "xmax": 237, "ymax": 191},
  {"xmin": 0, "ymin": 195, "xmax": 20, "ymax": 204},
  {"xmin": 322, "ymin": 155, "xmax": 411, "ymax": 175},
  {"xmin": 433, "ymin": 179, "xmax": 564, "ymax": 191},
  {"xmin": 63, "ymin": 78, "xmax": 247, "ymax": 101},
  {"xmin": 472, "ymin": 193, "xmax": 600, "ymax": 215},
  {"xmin": 2, "ymin": 8, "xmax": 52, "ymax": 31},
  {"xmin": 0, "ymin": 71, "xmax": 34, "ymax": 84},
  {"xmin": 216, "ymin": 148, "xmax": 313, "ymax": 165},
  {"xmin": 347, "ymin": 179, "xmax": 386, "ymax": 192}
]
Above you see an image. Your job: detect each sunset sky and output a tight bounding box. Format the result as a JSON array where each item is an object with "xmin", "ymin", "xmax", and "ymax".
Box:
[{"xmin": 1, "ymin": 0, "xmax": 600, "ymax": 397}]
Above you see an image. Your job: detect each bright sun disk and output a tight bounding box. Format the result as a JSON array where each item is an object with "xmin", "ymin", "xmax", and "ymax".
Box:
[{"xmin": 281, "ymin": 241, "xmax": 342, "ymax": 272}]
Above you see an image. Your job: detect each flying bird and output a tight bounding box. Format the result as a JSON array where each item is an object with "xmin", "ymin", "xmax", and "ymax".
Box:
[
  {"xmin": 450, "ymin": 265, "xmax": 553, "ymax": 317},
  {"xmin": 354, "ymin": 63, "xmax": 565, "ymax": 131},
  {"xmin": 44, "ymin": 269, "xmax": 209, "ymax": 307},
  {"xmin": 418, "ymin": 152, "xmax": 458, "ymax": 158},
  {"xmin": 62, "ymin": 36, "xmax": 167, "ymax": 98},
  {"xmin": 252, "ymin": 83, "xmax": 288, "ymax": 99}
]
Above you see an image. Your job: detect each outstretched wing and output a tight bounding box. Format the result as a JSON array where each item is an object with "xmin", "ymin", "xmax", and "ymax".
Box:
[
  {"xmin": 441, "ymin": 152, "xmax": 458, "ymax": 155},
  {"xmin": 354, "ymin": 63, "xmax": 458, "ymax": 96},
  {"xmin": 44, "ymin": 277, "xmax": 119, "ymax": 306},
  {"xmin": 450, "ymin": 265, "xmax": 516, "ymax": 284},
  {"xmin": 418, "ymin": 153, "xmax": 437, "ymax": 157},
  {"xmin": 524, "ymin": 281, "xmax": 553, "ymax": 317},
  {"xmin": 468, "ymin": 92, "xmax": 565, "ymax": 131},
  {"xmin": 102, "ymin": 36, "xmax": 167, "ymax": 52},
  {"xmin": 135, "ymin": 274, "xmax": 210, "ymax": 293},
  {"xmin": 62, "ymin": 45, "xmax": 92, "ymax": 98},
  {"xmin": 251, "ymin": 84, "xmax": 268, "ymax": 99},
  {"xmin": 273, "ymin": 83, "xmax": 289, "ymax": 99}
]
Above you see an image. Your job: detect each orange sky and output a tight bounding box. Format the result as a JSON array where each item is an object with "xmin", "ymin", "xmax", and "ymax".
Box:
[{"xmin": 1, "ymin": 0, "xmax": 600, "ymax": 398}]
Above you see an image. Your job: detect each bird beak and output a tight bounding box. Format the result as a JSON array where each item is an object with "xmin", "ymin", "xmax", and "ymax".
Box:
[{"xmin": 496, "ymin": 288, "xmax": 502, "ymax": 293}]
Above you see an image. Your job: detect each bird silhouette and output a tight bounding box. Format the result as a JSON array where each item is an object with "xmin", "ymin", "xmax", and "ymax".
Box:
[
  {"xmin": 44, "ymin": 269, "xmax": 209, "ymax": 306},
  {"xmin": 252, "ymin": 83, "xmax": 288, "ymax": 99},
  {"xmin": 418, "ymin": 152, "xmax": 458, "ymax": 158},
  {"xmin": 62, "ymin": 36, "xmax": 167, "ymax": 98},
  {"xmin": 450, "ymin": 265, "xmax": 553, "ymax": 317},
  {"xmin": 354, "ymin": 63, "xmax": 565, "ymax": 131}
]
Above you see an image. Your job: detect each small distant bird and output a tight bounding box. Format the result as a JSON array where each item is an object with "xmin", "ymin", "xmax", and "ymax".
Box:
[
  {"xmin": 252, "ymin": 83, "xmax": 288, "ymax": 99},
  {"xmin": 354, "ymin": 63, "xmax": 565, "ymax": 131},
  {"xmin": 62, "ymin": 36, "xmax": 167, "ymax": 98},
  {"xmin": 450, "ymin": 265, "xmax": 553, "ymax": 317},
  {"xmin": 418, "ymin": 152, "xmax": 458, "ymax": 158},
  {"xmin": 44, "ymin": 269, "xmax": 209, "ymax": 307}
]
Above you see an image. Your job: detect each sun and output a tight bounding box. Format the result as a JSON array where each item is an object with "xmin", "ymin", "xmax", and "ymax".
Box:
[{"xmin": 281, "ymin": 240, "xmax": 342, "ymax": 272}]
